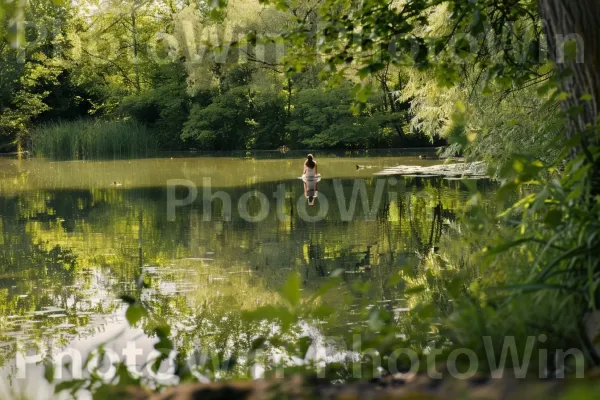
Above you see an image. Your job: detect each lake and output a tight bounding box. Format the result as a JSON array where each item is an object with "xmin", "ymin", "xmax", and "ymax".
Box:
[{"xmin": 0, "ymin": 153, "xmax": 497, "ymax": 398}]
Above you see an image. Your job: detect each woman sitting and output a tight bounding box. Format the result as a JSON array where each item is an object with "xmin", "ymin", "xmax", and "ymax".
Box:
[
  {"xmin": 303, "ymin": 154, "xmax": 318, "ymax": 177},
  {"xmin": 303, "ymin": 154, "xmax": 320, "ymax": 206}
]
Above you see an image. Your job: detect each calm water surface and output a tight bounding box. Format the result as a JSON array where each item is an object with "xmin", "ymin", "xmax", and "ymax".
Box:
[{"xmin": 0, "ymin": 153, "xmax": 497, "ymax": 398}]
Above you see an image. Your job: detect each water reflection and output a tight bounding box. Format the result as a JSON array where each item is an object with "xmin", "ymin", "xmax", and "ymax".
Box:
[
  {"xmin": 0, "ymin": 155, "xmax": 498, "ymax": 383},
  {"xmin": 302, "ymin": 175, "xmax": 321, "ymax": 206}
]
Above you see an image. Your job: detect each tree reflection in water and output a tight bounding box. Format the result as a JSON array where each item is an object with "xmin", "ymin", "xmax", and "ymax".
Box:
[{"xmin": 0, "ymin": 156, "xmax": 498, "ymax": 380}]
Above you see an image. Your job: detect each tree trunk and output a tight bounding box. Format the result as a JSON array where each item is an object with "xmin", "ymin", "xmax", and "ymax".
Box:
[
  {"xmin": 131, "ymin": 11, "xmax": 141, "ymax": 94},
  {"xmin": 378, "ymin": 70, "xmax": 405, "ymax": 140},
  {"xmin": 539, "ymin": 0, "xmax": 600, "ymax": 194},
  {"xmin": 538, "ymin": 0, "xmax": 600, "ymax": 147}
]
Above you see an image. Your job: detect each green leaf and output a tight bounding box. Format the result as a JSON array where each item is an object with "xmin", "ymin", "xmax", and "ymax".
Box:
[
  {"xmin": 484, "ymin": 238, "xmax": 535, "ymax": 257},
  {"xmin": 273, "ymin": 0, "xmax": 289, "ymax": 11},
  {"xmin": 156, "ymin": 325, "xmax": 171, "ymax": 338},
  {"xmin": 358, "ymin": 63, "xmax": 385, "ymax": 78},
  {"xmin": 566, "ymin": 185, "xmax": 583, "ymax": 201},
  {"xmin": 297, "ymin": 336, "xmax": 313, "ymax": 358},
  {"xmin": 544, "ymin": 209, "xmax": 563, "ymax": 228},
  {"xmin": 115, "ymin": 363, "xmax": 139, "ymax": 386},
  {"xmin": 413, "ymin": 303, "xmax": 435, "ymax": 319},
  {"xmin": 280, "ymin": 272, "xmax": 301, "ymax": 307},
  {"xmin": 155, "ymin": 336, "xmax": 174, "ymax": 354},
  {"xmin": 446, "ymin": 277, "xmax": 463, "ymax": 299},
  {"xmin": 537, "ymin": 62, "xmax": 554, "ymax": 75},
  {"xmin": 352, "ymin": 82, "xmax": 375, "ymax": 103},
  {"xmin": 435, "ymin": 65, "xmax": 459, "ymax": 88},
  {"xmin": 55, "ymin": 379, "xmax": 86, "ymax": 394},
  {"xmin": 308, "ymin": 277, "xmax": 340, "ymax": 302},
  {"xmin": 495, "ymin": 76, "xmax": 512, "ymax": 90},
  {"xmin": 125, "ymin": 303, "xmax": 147, "ymax": 326},
  {"xmin": 310, "ymin": 305, "xmax": 335, "ymax": 319},
  {"xmin": 537, "ymin": 82, "xmax": 553, "ymax": 96},
  {"xmin": 482, "ymin": 84, "xmax": 493, "ymax": 96},
  {"xmin": 44, "ymin": 362, "xmax": 55, "ymax": 383},
  {"xmin": 242, "ymin": 305, "xmax": 296, "ymax": 329},
  {"xmin": 386, "ymin": 273, "xmax": 403, "ymax": 288},
  {"xmin": 455, "ymin": 37, "xmax": 472, "ymax": 59}
]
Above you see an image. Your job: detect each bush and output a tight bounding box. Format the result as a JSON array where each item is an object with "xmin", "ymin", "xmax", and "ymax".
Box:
[
  {"xmin": 181, "ymin": 86, "xmax": 286, "ymax": 150},
  {"xmin": 287, "ymin": 85, "xmax": 411, "ymax": 149}
]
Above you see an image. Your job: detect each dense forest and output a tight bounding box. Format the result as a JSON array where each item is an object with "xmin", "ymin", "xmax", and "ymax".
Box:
[
  {"xmin": 0, "ymin": 0, "xmax": 449, "ymax": 156},
  {"xmin": 0, "ymin": 0, "xmax": 592, "ymax": 164},
  {"xmin": 0, "ymin": 0, "xmax": 579, "ymax": 162}
]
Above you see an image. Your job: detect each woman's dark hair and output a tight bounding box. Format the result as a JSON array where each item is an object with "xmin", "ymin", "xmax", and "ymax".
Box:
[{"xmin": 306, "ymin": 154, "xmax": 316, "ymax": 169}]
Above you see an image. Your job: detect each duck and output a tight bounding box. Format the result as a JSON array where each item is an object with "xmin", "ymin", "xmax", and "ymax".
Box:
[
  {"xmin": 418, "ymin": 155, "xmax": 428, "ymax": 159},
  {"xmin": 111, "ymin": 181, "xmax": 122, "ymax": 186}
]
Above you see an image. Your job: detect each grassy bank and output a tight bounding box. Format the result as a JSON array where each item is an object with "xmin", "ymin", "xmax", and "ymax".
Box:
[{"xmin": 31, "ymin": 119, "xmax": 156, "ymax": 159}]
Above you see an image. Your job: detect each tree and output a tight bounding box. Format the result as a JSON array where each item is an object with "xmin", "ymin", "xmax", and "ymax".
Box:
[
  {"xmin": 181, "ymin": 84, "xmax": 287, "ymax": 150},
  {"xmin": 120, "ymin": 61, "xmax": 191, "ymax": 149},
  {"xmin": 68, "ymin": 0, "xmax": 179, "ymax": 113},
  {"xmin": 257, "ymin": 0, "xmax": 595, "ymax": 142},
  {"xmin": 287, "ymin": 84, "xmax": 393, "ymax": 148},
  {"xmin": 0, "ymin": 0, "xmax": 70, "ymax": 150},
  {"xmin": 538, "ymin": 0, "xmax": 599, "ymax": 172}
]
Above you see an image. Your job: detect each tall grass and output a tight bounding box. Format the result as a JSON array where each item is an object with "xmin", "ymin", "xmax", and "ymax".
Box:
[{"xmin": 31, "ymin": 119, "xmax": 156, "ymax": 159}]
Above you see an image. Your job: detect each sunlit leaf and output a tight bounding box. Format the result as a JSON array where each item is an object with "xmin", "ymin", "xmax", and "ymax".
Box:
[
  {"xmin": 280, "ymin": 272, "xmax": 301, "ymax": 307},
  {"xmin": 537, "ymin": 62, "xmax": 554, "ymax": 75},
  {"xmin": 44, "ymin": 362, "xmax": 55, "ymax": 384},
  {"xmin": 125, "ymin": 303, "xmax": 147, "ymax": 326}
]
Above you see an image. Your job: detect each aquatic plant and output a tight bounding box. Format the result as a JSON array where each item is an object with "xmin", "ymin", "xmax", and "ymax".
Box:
[{"xmin": 30, "ymin": 119, "xmax": 156, "ymax": 160}]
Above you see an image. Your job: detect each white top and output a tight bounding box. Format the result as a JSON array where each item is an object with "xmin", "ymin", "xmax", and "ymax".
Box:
[{"xmin": 304, "ymin": 167, "xmax": 316, "ymax": 177}]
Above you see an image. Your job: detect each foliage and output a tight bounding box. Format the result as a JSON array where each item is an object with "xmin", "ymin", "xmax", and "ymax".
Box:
[
  {"xmin": 0, "ymin": 0, "xmax": 71, "ymax": 151},
  {"xmin": 288, "ymin": 85, "xmax": 396, "ymax": 148},
  {"xmin": 181, "ymin": 85, "xmax": 282, "ymax": 150},
  {"xmin": 1, "ymin": 0, "xmax": 444, "ymax": 153},
  {"xmin": 248, "ymin": 0, "xmax": 599, "ymax": 352},
  {"xmin": 241, "ymin": 0, "xmax": 600, "ymax": 377},
  {"xmin": 120, "ymin": 63, "xmax": 192, "ymax": 149}
]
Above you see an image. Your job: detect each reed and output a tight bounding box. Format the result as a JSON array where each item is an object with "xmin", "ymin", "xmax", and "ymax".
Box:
[{"xmin": 31, "ymin": 119, "xmax": 156, "ymax": 159}]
